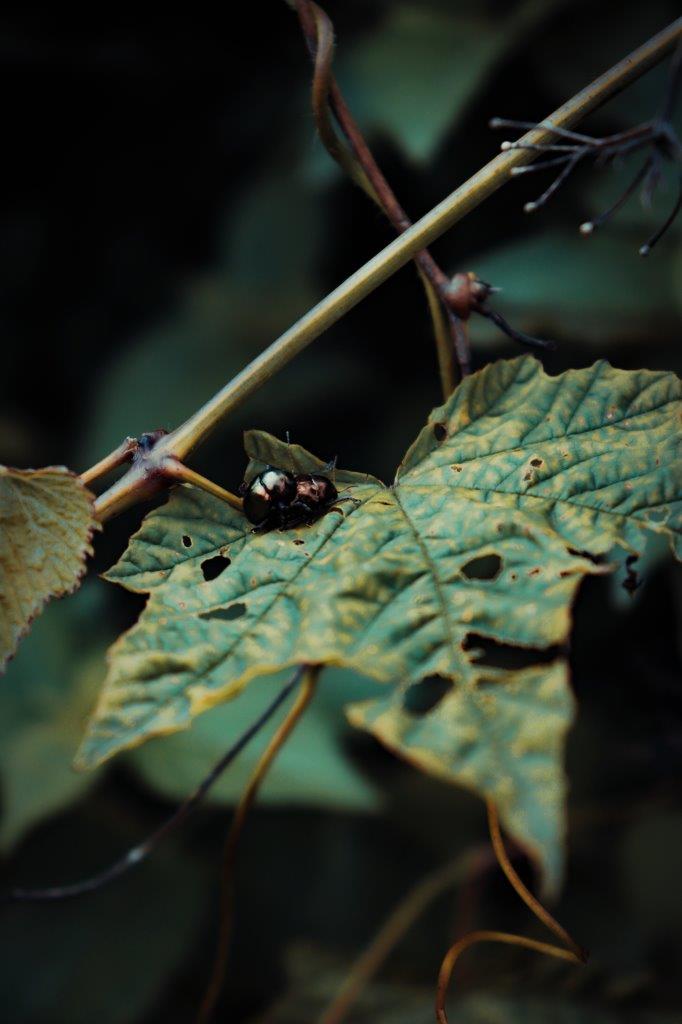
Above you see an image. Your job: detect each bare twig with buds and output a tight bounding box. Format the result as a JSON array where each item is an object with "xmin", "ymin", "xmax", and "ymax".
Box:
[{"xmin": 491, "ymin": 40, "xmax": 682, "ymax": 255}]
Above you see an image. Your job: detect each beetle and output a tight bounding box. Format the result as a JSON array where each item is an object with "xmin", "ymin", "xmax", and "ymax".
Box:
[{"xmin": 240, "ymin": 463, "xmax": 354, "ymax": 530}]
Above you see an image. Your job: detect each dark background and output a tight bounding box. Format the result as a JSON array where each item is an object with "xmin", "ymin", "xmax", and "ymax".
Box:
[{"xmin": 0, "ymin": 1, "xmax": 680, "ymax": 1021}]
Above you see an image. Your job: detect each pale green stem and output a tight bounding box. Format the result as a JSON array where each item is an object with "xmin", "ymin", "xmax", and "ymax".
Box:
[
  {"xmin": 94, "ymin": 17, "xmax": 681, "ymax": 522},
  {"xmin": 161, "ymin": 458, "xmax": 244, "ymax": 510}
]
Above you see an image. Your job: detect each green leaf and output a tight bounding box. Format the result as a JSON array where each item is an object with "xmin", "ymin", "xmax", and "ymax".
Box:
[
  {"xmin": 0, "ymin": 465, "xmax": 96, "ymax": 672},
  {"xmin": 78, "ymin": 357, "xmax": 681, "ymax": 890},
  {"xmin": 471, "ymin": 231, "xmax": 680, "ymax": 347},
  {"xmin": 129, "ymin": 667, "xmax": 381, "ymax": 814},
  {"xmin": 337, "ymin": 2, "xmax": 553, "ymax": 163},
  {"xmin": 0, "ymin": 584, "xmax": 109, "ymax": 850}
]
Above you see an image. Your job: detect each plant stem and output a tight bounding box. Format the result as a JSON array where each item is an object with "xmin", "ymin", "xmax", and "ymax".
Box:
[
  {"xmin": 196, "ymin": 665, "xmax": 320, "ymax": 1023},
  {"xmin": 294, "ymin": 0, "xmax": 467, "ymax": 390},
  {"xmin": 79, "ymin": 436, "xmax": 138, "ymax": 487},
  {"xmin": 93, "ymin": 17, "xmax": 681, "ymax": 520},
  {"xmin": 486, "ymin": 799, "xmax": 585, "ymax": 960},
  {"xmin": 161, "ymin": 458, "xmax": 244, "ymax": 511},
  {"xmin": 162, "ymin": 17, "xmax": 681, "ymax": 461},
  {"xmin": 433, "ymin": 801, "xmax": 587, "ymax": 1023},
  {"xmin": 318, "ymin": 846, "xmax": 491, "ymax": 1024},
  {"xmin": 435, "ymin": 930, "xmax": 581, "ymax": 1024}
]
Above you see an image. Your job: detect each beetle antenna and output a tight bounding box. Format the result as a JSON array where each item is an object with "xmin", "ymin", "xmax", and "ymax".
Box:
[
  {"xmin": 322, "ymin": 454, "xmax": 338, "ymax": 482},
  {"xmin": 284, "ymin": 430, "xmax": 296, "ymax": 474}
]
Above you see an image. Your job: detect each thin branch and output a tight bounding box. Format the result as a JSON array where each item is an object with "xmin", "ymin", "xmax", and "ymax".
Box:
[
  {"xmin": 196, "ymin": 665, "xmax": 320, "ymax": 1023},
  {"xmin": 80, "ymin": 436, "xmax": 138, "ymax": 487},
  {"xmin": 2, "ymin": 670, "xmax": 304, "ymax": 905},
  {"xmin": 294, "ymin": 0, "xmax": 466, "ymax": 389},
  {"xmin": 639, "ymin": 171, "xmax": 682, "ymax": 254},
  {"xmin": 524, "ymin": 152, "xmax": 585, "ymax": 212},
  {"xmin": 318, "ymin": 847, "xmax": 492, "ymax": 1024},
  {"xmin": 420, "ymin": 271, "xmax": 460, "ymax": 399},
  {"xmin": 494, "ymin": 36, "xmax": 682, "ymax": 246},
  {"xmin": 510, "ymin": 154, "xmax": 574, "ymax": 176},
  {"xmin": 477, "ymin": 307, "xmax": 554, "ymax": 351},
  {"xmin": 161, "ymin": 458, "xmax": 244, "ymax": 511},
  {"xmin": 91, "ymin": 17, "xmax": 682, "ymax": 520},
  {"xmin": 435, "ymin": 930, "xmax": 581, "ymax": 1024},
  {"xmin": 433, "ymin": 801, "xmax": 587, "ymax": 1023},
  {"xmin": 580, "ymin": 155, "xmax": 654, "ymax": 234},
  {"xmin": 485, "ymin": 799, "xmax": 586, "ymax": 961},
  {"xmin": 489, "ymin": 117, "xmax": 596, "ymax": 145}
]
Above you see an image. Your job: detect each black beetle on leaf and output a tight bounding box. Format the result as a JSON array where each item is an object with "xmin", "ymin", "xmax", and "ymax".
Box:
[{"xmin": 240, "ymin": 463, "xmax": 353, "ymax": 530}]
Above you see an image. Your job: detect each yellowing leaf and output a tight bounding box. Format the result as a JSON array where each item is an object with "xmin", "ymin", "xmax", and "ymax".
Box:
[
  {"xmin": 77, "ymin": 357, "xmax": 681, "ymax": 890},
  {"xmin": 0, "ymin": 466, "xmax": 96, "ymax": 671}
]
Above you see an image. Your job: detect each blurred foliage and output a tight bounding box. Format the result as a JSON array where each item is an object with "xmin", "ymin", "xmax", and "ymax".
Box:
[
  {"xmin": 330, "ymin": 0, "xmax": 556, "ymax": 164},
  {"xmin": 129, "ymin": 667, "xmax": 382, "ymax": 813},
  {"xmin": 0, "ymin": 0, "xmax": 680, "ymax": 1020},
  {"xmin": 0, "ymin": 584, "xmax": 107, "ymax": 850},
  {"xmin": 472, "ymin": 230, "xmax": 681, "ymax": 347},
  {"xmin": 254, "ymin": 944, "xmax": 681, "ymax": 1023}
]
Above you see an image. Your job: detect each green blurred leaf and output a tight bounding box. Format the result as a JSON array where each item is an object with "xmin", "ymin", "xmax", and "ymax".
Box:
[
  {"xmin": 78, "ymin": 357, "xmax": 680, "ymax": 888},
  {"xmin": 82, "ymin": 173, "xmax": 362, "ymax": 466},
  {"xmin": 0, "ymin": 465, "xmax": 96, "ymax": 672},
  {"xmin": 471, "ymin": 231, "xmax": 680, "ymax": 345},
  {"xmin": 129, "ymin": 666, "xmax": 381, "ymax": 813},
  {"xmin": 0, "ymin": 584, "xmax": 109, "ymax": 850},
  {"xmin": 337, "ymin": 1, "xmax": 553, "ymax": 163},
  {"xmin": 0, "ymin": 815, "xmax": 207, "ymax": 1024}
]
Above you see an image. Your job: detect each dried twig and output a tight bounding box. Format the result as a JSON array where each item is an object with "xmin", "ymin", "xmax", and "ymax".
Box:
[{"xmin": 491, "ymin": 39, "xmax": 682, "ymax": 254}]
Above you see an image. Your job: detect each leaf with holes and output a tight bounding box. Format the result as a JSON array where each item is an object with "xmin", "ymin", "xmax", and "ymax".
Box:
[
  {"xmin": 77, "ymin": 357, "xmax": 681, "ymax": 891},
  {"xmin": 0, "ymin": 466, "xmax": 97, "ymax": 672}
]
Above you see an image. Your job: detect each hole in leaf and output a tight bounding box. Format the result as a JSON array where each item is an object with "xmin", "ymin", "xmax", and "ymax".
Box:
[
  {"xmin": 567, "ymin": 547, "xmax": 606, "ymax": 565},
  {"xmin": 464, "ymin": 634, "xmax": 561, "ymax": 670},
  {"xmin": 403, "ymin": 675, "xmax": 453, "ymax": 716},
  {"xmin": 200, "ymin": 602, "xmax": 246, "ymax": 621},
  {"xmin": 182, "ymin": 535, "xmax": 193, "ymax": 548},
  {"xmin": 433, "ymin": 422, "xmax": 447, "ymax": 442},
  {"xmin": 623, "ymin": 554, "xmax": 641, "ymax": 596},
  {"xmin": 293, "ymin": 538, "xmax": 305, "ymax": 545},
  {"xmin": 530, "ymin": 458, "xmax": 543, "ymax": 467},
  {"xmin": 462, "ymin": 554, "xmax": 502, "ymax": 580},
  {"xmin": 201, "ymin": 555, "xmax": 231, "ymax": 581}
]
